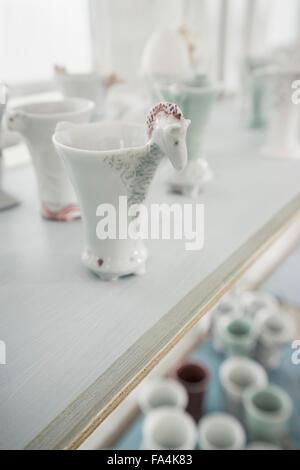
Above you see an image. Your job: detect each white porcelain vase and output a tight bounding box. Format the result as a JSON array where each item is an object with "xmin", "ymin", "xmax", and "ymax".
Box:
[
  {"xmin": 53, "ymin": 102, "xmax": 190, "ymax": 280},
  {"xmin": 7, "ymin": 98, "xmax": 94, "ymax": 220}
]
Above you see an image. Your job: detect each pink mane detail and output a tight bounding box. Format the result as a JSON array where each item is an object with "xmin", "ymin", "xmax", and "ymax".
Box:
[{"xmin": 146, "ymin": 102, "xmax": 183, "ymax": 137}]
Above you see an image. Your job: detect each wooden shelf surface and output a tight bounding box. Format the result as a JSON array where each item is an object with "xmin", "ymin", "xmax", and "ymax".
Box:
[{"xmin": 0, "ymin": 102, "xmax": 299, "ymax": 450}]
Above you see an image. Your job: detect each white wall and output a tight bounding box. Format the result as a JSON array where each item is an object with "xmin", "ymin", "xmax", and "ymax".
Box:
[{"xmin": 0, "ymin": 0, "xmax": 91, "ymax": 84}]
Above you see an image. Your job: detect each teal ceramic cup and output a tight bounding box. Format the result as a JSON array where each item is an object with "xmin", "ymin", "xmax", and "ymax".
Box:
[
  {"xmin": 158, "ymin": 79, "xmax": 219, "ymax": 162},
  {"xmin": 222, "ymin": 316, "xmax": 257, "ymax": 357},
  {"xmin": 157, "ymin": 76, "xmax": 221, "ymax": 195},
  {"xmin": 243, "ymin": 385, "xmax": 293, "ymax": 444}
]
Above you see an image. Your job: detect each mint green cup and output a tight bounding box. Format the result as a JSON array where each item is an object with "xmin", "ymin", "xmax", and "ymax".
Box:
[
  {"xmin": 243, "ymin": 385, "xmax": 293, "ymax": 444},
  {"xmin": 223, "ymin": 317, "xmax": 257, "ymax": 357}
]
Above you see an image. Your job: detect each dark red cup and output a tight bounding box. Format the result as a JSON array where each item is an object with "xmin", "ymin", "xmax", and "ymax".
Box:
[{"xmin": 171, "ymin": 359, "xmax": 210, "ymax": 421}]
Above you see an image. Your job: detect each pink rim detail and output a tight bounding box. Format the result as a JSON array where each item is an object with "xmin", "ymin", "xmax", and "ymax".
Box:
[
  {"xmin": 41, "ymin": 203, "xmax": 80, "ymax": 221},
  {"xmin": 146, "ymin": 102, "xmax": 183, "ymax": 137}
]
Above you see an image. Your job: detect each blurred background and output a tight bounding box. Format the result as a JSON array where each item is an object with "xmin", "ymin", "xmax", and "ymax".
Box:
[
  {"xmin": 1, "ymin": 0, "xmax": 300, "ymax": 89},
  {"xmin": 0, "ymin": 0, "xmax": 300, "ymax": 451}
]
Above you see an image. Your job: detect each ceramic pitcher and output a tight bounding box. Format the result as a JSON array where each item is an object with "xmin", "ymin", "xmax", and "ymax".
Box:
[
  {"xmin": 53, "ymin": 102, "xmax": 190, "ymax": 280},
  {"xmin": 7, "ymin": 98, "xmax": 94, "ymax": 220},
  {"xmin": 158, "ymin": 76, "xmax": 221, "ymax": 196},
  {"xmin": 0, "ymin": 84, "xmax": 19, "ymax": 210},
  {"xmin": 259, "ymin": 67, "xmax": 300, "ymax": 159}
]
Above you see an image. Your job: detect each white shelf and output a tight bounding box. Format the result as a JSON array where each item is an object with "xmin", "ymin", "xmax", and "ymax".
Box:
[{"xmin": 0, "ymin": 102, "xmax": 299, "ymax": 450}]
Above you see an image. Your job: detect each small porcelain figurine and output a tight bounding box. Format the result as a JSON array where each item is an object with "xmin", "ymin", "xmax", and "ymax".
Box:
[
  {"xmin": 7, "ymin": 98, "xmax": 94, "ymax": 220},
  {"xmin": 0, "ymin": 83, "xmax": 19, "ymax": 210},
  {"xmin": 53, "ymin": 102, "xmax": 190, "ymax": 280},
  {"xmin": 258, "ymin": 66, "xmax": 300, "ymax": 159},
  {"xmin": 54, "ymin": 65, "xmax": 123, "ymax": 117},
  {"xmin": 158, "ymin": 78, "xmax": 221, "ymax": 196}
]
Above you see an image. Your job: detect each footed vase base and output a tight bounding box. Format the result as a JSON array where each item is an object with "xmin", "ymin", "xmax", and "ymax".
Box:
[{"xmin": 82, "ymin": 248, "xmax": 148, "ymax": 281}]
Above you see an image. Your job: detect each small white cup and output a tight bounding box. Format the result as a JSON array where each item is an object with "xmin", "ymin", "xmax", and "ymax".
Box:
[
  {"xmin": 219, "ymin": 357, "xmax": 268, "ymax": 419},
  {"xmin": 143, "ymin": 407, "xmax": 197, "ymax": 450},
  {"xmin": 138, "ymin": 378, "xmax": 188, "ymax": 414},
  {"xmin": 221, "ymin": 315, "xmax": 258, "ymax": 357},
  {"xmin": 239, "ymin": 291, "xmax": 279, "ymax": 318},
  {"xmin": 212, "ymin": 294, "xmax": 240, "ymax": 353},
  {"xmin": 198, "ymin": 412, "xmax": 246, "ymax": 450},
  {"xmin": 255, "ymin": 310, "xmax": 294, "ymax": 369}
]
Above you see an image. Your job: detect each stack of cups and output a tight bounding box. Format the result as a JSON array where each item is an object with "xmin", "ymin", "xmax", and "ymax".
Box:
[{"xmin": 212, "ymin": 293, "xmax": 240, "ymax": 353}]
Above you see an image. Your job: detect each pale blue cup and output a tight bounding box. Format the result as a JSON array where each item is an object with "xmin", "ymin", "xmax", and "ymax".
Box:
[{"xmin": 243, "ymin": 385, "xmax": 293, "ymax": 444}]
